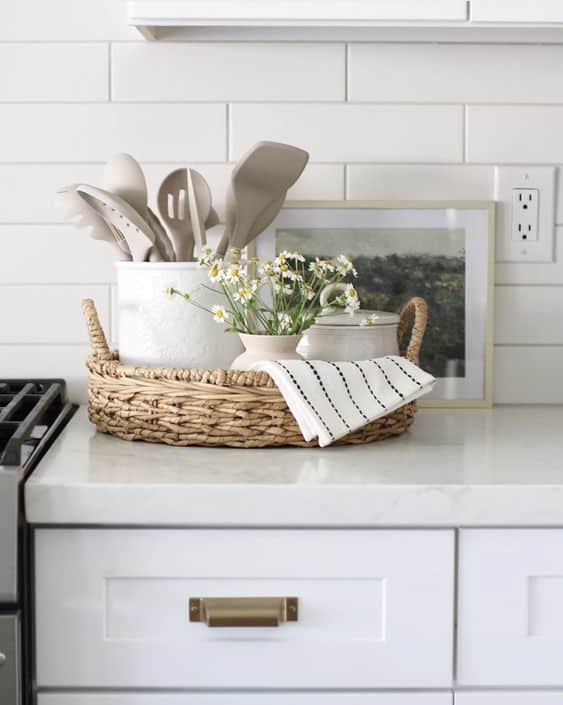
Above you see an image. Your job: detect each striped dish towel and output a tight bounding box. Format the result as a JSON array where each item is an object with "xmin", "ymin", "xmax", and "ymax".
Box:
[{"xmin": 252, "ymin": 356, "xmax": 435, "ymax": 448}]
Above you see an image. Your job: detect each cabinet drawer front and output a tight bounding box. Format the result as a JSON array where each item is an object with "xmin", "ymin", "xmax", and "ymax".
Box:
[
  {"xmin": 39, "ymin": 695, "xmax": 453, "ymax": 705},
  {"xmin": 458, "ymin": 529, "xmax": 563, "ymax": 686},
  {"xmin": 35, "ymin": 529, "xmax": 454, "ymax": 689}
]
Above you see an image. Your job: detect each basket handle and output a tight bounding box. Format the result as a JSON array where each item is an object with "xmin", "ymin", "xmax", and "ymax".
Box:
[
  {"xmin": 397, "ymin": 297, "xmax": 428, "ymax": 365},
  {"xmin": 82, "ymin": 298, "xmax": 113, "ymax": 361}
]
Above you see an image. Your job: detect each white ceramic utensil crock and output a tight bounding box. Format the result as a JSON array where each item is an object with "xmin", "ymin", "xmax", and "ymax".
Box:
[
  {"xmin": 298, "ymin": 284, "xmax": 400, "ymax": 362},
  {"xmin": 116, "ymin": 262, "xmax": 243, "ymax": 369}
]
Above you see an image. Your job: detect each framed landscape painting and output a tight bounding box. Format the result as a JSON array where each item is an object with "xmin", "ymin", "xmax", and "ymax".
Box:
[{"xmin": 254, "ymin": 201, "xmax": 495, "ymax": 407}]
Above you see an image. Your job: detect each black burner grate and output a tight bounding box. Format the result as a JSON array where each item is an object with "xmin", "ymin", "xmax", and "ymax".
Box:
[{"xmin": 0, "ymin": 379, "xmax": 74, "ymax": 467}]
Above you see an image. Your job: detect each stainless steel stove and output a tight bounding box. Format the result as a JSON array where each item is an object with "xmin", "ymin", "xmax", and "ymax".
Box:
[{"xmin": 0, "ymin": 380, "xmax": 75, "ymax": 705}]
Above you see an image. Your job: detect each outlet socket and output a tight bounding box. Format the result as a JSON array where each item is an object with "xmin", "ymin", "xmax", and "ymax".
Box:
[
  {"xmin": 495, "ymin": 166, "xmax": 555, "ymax": 263},
  {"xmin": 512, "ymin": 188, "xmax": 539, "ymax": 242}
]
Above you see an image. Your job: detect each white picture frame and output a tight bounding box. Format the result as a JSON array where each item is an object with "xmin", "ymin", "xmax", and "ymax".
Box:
[{"xmin": 253, "ymin": 200, "xmax": 495, "ymax": 408}]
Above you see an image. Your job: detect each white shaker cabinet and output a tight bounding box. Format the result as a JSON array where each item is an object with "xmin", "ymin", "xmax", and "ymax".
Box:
[
  {"xmin": 458, "ymin": 529, "xmax": 563, "ymax": 686},
  {"xmin": 34, "ymin": 529, "xmax": 454, "ymax": 690},
  {"xmin": 29, "ymin": 408, "xmax": 563, "ymax": 702}
]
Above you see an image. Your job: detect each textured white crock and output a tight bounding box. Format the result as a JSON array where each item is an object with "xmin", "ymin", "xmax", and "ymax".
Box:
[
  {"xmin": 298, "ymin": 322, "xmax": 399, "ymax": 361},
  {"xmin": 116, "ymin": 262, "xmax": 243, "ymax": 369}
]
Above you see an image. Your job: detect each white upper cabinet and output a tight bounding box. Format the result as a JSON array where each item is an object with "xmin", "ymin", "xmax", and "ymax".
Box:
[
  {"xmin": 128, "ymin": 0, "xmax": 563, "ymax": 36},
  {"xmin": 128, "ymin": 0, "xmax": 468, "ymax": 29},
  {"xmin": 471, "ymin": 0, "xmax": 563, "ymax": 23}
]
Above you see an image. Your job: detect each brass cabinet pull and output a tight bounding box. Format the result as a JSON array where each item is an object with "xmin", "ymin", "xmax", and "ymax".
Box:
[{"xmin": 189, "ymin": 597, "xmax": 298, "ymax": 628}]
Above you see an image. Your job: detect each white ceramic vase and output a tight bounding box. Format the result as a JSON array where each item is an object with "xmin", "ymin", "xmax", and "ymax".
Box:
[
  {"xmin": 116, "ymin": 262, "xmax": 243, "ymax": 369},
  {"xmin": 230, "ymin": 334, "xmax": 303, "ymax": 371}
]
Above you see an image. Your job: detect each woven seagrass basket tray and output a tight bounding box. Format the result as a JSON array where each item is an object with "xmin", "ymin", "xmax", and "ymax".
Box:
[{"xmin": 82, "ymin": 296, "xmax": 427, "ymax": 449}]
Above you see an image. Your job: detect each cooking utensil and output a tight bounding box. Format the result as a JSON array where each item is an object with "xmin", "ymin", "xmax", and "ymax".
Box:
[
  {"xmin": 146, "ymin": 207, "xmax": 176, "ymax": 261},
  {"xmin": 186, "ymin": 168, "xmax": 209, "ymax": 255},
  {"xmin": 103, "ymin": 153, "xmax": 148, "ymax": 217},
  {"xmin": 104, "ymin": 153, "xmax": 175, "ymax": 262},
  {"xmin": 157, "ymin": 170, "xmax": 193, "ymax": 261},
  {"xmin": 215, "ymin": 142, "xmax": 309, "ymax": 259},
  {"xmin": 215, "ymin": 185, "xmax": 237, "ymax": 259},
  {"xmin": 76, "ymin": 184, "xmax": 162, "ymax": 262},
  {"xmin": 157, "ymin": 169, "xmax": 214, "ymax": 261},
  {"xmin": 57, "ymin": 183, "xmax": 132, "ymax": 260},
  {"xmin": 217, "ymin": 193, "xmax": 286, "ymax": 260},
  {"xmin": 206, "ymin": 207, "xmax": 220, "ymax": 230}
]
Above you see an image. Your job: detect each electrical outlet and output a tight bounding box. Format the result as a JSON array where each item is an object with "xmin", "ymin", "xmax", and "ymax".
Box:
[
  {"xmin": 495, "ymin": 166, "xmax": 555, "ymax": 263},
  {"xmin": 512, "ymin": 189, "xmax": 538, "ymax": 242}
]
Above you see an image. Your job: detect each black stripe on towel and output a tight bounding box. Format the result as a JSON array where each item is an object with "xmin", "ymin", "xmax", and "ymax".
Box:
[
  {"xmin": 351, "ymin": 361, "xmax": 387, "ymax": 411},
  {"xmin": 304, "ymin": 361, "xmax": 351, "ymax": 432},
  {"xmin": 274, "ymin": 361, "xmax": 335, "ymax": 442},
  {"xmin": 327, "ymin": 361, "xmax": 369, "ymax": 422},
  {"xmin": 386, "ymin": 356, "xmax": 423, "ymax": 389},
  {"xmin": 371, "ymin": 359, "xmax": 405, "ymax": 400}
]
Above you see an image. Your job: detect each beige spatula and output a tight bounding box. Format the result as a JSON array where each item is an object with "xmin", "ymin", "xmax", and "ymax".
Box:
[{"xmin": 216, "ymin": 142, "xmax": 309, "ymax": 259}]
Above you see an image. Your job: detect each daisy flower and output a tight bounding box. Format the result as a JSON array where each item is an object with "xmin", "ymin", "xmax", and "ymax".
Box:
[
  {"xmin": 207, "ymin": 261, "xmax": 223, "ymax": 283},
  {"xmin": 211, "ymin": 305, "xmax": 228, "ymax": 324},
  {"xmin": 345, "ymin": 296, "xmax": 360, "ymax": 314},
  {"xmin": 360, "ymin": 314, "xmax": 379, "ymax": 327},
  {"xmin": 336, "ymin": 254, "xmax": 357, "ymax": 277},
  {"xmin": 278, "ymin": 313, "xmax": 292, "ymax": 331}
]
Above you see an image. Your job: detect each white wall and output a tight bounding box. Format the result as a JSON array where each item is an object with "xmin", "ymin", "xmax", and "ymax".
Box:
[{"xmin": 1, "ymin": 1, "xmax": 563, "ymax": 403}]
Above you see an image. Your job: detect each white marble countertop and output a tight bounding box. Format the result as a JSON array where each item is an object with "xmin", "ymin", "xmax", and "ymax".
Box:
[{"xmin": 25, "ymin": 406, "xmax": 563, "ymax": 527}]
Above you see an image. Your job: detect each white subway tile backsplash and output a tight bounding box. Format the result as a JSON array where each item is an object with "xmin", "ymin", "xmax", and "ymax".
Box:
[
  {"xmin": 231, "ymin": 104, "xmax": 463, "ymax": 163},
  {"xmin": 347, "ymin": 165, "xmax": 493, "ymax": 200},
  {"xmin": 0, "ymin": 105, "xmax": 226, "ymax": 163},
  {"xmin": 495, "ymin": 346, "xmax": 563, "ymax": 404},
  {"xmin": 0, "ymin": 226, "xmax": 115, "ymax": 284},
  {"xmin": 467, "ymin": 106, "xmax": 563, "ymax": 164},
  {"xmin": 349, "ymin": 44, "xmax": 563, "ymax": 104},
  {"xmin": 0, "ymin": 286, "xmax": 110, "ymax": 344},
  {"xmin": 1, "ymin": 0, "xmax": 135, "ymax": 40},
  {"xmin": 112, "ymin": 43, "xmax": 345, "ymax": 102},
  {"xmin": 0, "ymin": 346, "xmax": 90, "ymax": 404},
  {"xmin": 496, "ymin": 286, "xmax": 563, "ymax": 344},
  {"xmin": 287, "ymin": 164, "xmax": 345, "ymax": 200},
  {"xmin": 0, "ymin": 44, "xmax": 108, "ymax": 103},
  {"xmin": 0, "ymin": 165, "xmax": 104, "ymax": 223}
]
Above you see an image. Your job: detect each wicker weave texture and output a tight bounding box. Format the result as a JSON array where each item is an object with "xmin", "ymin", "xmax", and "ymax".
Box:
[{"xmin": 83, "ymin": 297, "xmax": 427, "ymax": 448}]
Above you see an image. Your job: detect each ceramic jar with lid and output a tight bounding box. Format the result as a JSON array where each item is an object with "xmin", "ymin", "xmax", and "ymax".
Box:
[{"xmin": 297, "ymin": 283, "xmax": 400, "ymax": 362}]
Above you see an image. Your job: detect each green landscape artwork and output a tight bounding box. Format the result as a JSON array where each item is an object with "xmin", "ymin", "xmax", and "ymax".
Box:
[{"xmin": 276, "ymin": 228, "xmax": 466, "ymax": 378}]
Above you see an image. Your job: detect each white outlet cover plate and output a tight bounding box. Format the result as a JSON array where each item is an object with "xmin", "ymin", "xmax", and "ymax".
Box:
[{"xmin": 495, "ymin": 166, "xmax": 555, "ymax": 263}]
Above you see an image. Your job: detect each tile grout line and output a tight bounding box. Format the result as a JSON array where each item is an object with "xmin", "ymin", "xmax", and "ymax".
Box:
[
  {"xmin": 463, "ymin": 105, "xmax": 467, "ymax": 163},
  {"xmin": 344, "ymin": 43, "xmax": 350, "ymax": 101},
  {"xmin": 107, "ymin": 42, "xmax": 112, "ymax": 102},
  {"xmin": 226, "ymin": 103, "xmax": 231, "ymax": 160}
]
